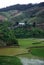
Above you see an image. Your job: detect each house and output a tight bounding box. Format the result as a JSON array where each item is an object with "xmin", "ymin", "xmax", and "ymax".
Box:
[{"xmin": 19, "ymin": 23, "xmax": 25, "ymax": 26}]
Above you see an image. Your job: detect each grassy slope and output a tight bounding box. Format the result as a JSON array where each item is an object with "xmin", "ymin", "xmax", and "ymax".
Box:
[
  {"xmin": 31, "ymin": 48, "xmax": 44, "ymax": 57},
  {"xmin": 0, "ymin": 56, "xmax": 22, "ymax": 65},
  {"xmin": 18, "ymin": 38, "xmax": 44, "ymax": 48}
]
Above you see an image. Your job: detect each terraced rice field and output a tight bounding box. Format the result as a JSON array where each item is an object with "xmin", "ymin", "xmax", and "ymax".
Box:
[{"xmin": 0, "ymin": 38, "xmax": 44, "ymax": 65}]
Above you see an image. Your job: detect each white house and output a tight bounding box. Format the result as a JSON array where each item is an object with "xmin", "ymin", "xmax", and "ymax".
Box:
[{"xmin": 19, "ymin": 23, "xmax": 25, "ymax": 26}]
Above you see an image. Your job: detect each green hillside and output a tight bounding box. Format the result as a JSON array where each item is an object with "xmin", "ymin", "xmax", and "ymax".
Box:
[
  {"xmin": 0, "ymin": 2, "xmax": 44, "ymax": 40},
  {"xmin": 0, "ymin": 3, "xmax": 44, "ymax": 24}
]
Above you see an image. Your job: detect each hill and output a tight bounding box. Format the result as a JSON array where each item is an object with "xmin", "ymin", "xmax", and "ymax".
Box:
[
  {"xmin": 0, "ymin": 2, "xmax": 44, "ymax": 24},
  {"xmin": 0, "ymin": 2, "xmax": 44, "ymax": 44},
  {"xmin": 0, "ymin": 2, "xmax": 44, "ymax": 11}
]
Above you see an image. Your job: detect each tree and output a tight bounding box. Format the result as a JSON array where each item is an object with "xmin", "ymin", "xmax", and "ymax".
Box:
[
  {"xmin": 0, "ymin": 21, "xmax": 19, "ymax": 47},
  {"xmin": 25, "ymin": 21, "xmax": 27, "ymax": 25},
  {"xmin": 15, "ymin": 22, "xmax": 19, "ymax": 25},
  {"xmin": 33, "ymin": 22, "xmax": 36, "ymax": 27}
]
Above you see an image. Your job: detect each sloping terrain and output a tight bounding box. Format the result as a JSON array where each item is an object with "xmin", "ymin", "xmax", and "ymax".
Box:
[
  {"xmin": 0, "ymin": 2, "xmax": 44, "ymax": 24},
  {"xmin": 0, "ymin": 3, "xmax": 44, "ymax": 40}
]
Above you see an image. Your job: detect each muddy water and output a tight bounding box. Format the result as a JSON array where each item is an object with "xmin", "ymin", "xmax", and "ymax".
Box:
[{"xmin": 19, "ymin": 57, "xmax": 44, "ymax": 65}]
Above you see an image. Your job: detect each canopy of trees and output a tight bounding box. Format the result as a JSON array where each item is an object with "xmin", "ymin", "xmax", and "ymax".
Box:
[{"xmin": 0, "ymin": 21, "xmax": 18, "ymax": 47}]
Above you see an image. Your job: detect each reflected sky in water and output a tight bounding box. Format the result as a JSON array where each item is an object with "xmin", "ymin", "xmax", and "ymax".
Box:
[{"xmin": 19, "ymin": 57, "xmax": 44, "ymax": 65}]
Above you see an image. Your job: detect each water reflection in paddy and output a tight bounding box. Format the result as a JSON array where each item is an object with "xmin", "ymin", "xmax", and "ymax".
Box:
[{"xmin": 19, "ymin": 57, "xmax": 44, "ymax": 65}]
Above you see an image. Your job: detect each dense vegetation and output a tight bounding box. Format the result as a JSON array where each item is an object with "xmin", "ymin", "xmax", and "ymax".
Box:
[
  {"xmin": 0, "ymin": 20, "xmax": 44, "ymax": 46},
  {"xmin": 14, "ymin": 27, "xmax": 44, "ymax": 38},
  {"xmin": 0, "ymin": 21, "xmax": 18, "ymax": 47},
  {"xmin": 0, "ymin": 56, "xmax": 22, "ymax": 65}
]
